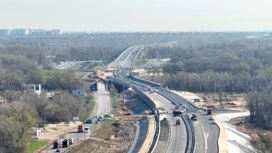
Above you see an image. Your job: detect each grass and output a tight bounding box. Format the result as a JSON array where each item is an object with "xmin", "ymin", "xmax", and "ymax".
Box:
[{"xmin": 28, "ymin": 140, "xmax": 48, "ymax": 153}]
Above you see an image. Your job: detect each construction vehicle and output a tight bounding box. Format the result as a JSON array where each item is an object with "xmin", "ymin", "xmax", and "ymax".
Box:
[
  {"xmin": 148, "ymin": 88, "xmax": 154, "ymax": 94},
  {"xmin": 77, "ymin": 125, "xmax": 83, "ymax": 133},
  {"xmin": 53, "ymin": 139, "xmax": 59, "ymax": 149},
  {"xmin": 191, "ymin": 114, "xmax": 197, "ymax": 121},
  {"xmin": 173, "ymin": 110, "xmax": 183, "ymax": 116},
  {"xmin": 176, "ymin": 119, "xmax": 181, "ymax": 125},
  {"xmin": 207, "ymin": 108, "xmax": 212, "ymax": 115}
]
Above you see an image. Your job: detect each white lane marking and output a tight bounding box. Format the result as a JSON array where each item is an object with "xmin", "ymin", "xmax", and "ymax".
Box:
[{"xmin": 202, "ymin": 125, "xmax": 208, "ymax": 153}]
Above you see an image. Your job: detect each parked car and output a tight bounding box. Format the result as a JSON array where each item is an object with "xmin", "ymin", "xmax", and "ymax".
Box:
[
  {"xmin": 84, "ymin": 127, "xmax": 90, "ymax": 133},
  {"xmin": 68, "ymin": 138, "xmax": 74, "ymax": 144},
  {"xmin": 85, "ymin": 119, "xmax": 92, "ymax": 124},
  {"xmin": 62, "ymin": 139, "xmax": 69, "ymax": 148}
]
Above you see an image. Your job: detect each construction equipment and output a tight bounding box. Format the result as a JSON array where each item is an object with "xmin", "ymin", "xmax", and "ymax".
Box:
[
  {"xmin": 176, "ymin": 119, "xmax": 181, "ymax": 125},
  {"xmin": 207, "ymin": 108, "xmax": 212, "ymax": 115},
  {"xmin": 77, "ymin": 125, "xmax": 83, "ymax": 133},
  {"xmin": 53, "ymin": 139, "xmax": 59, "ymax": 149},
  {"xmin": 173, "ymin": 110, "xmax": 183, "ymax": 116},
  {"xmin": 191, "ymin": 114, "xmax": 197, "ymax": 121}
]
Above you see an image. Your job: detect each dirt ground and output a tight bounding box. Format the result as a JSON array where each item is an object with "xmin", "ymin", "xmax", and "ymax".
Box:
[
  {"xmin": 39, "ymin": 121, "xmax": 83, "ymax": 140},
  {"xmin": 172, "ymin": 90, "xmax": 247, "ymax": 110},
  {"xmin": 229, "ymin": 116, "xmax": 272, "ymax": 153},
  {"xmin": 66, "ymin": 117, "xmax": 139, "ymax": 153}
]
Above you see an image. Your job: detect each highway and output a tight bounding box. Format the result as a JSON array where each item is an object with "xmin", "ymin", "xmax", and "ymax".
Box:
[
  {"xmin": 44, "ymin": 82, "xmax": 111, "ymax": 153},
  {"xmin": 109, "ymin": 42, "xmax": 219, "ymax": 153},
  {"xmin": 148, "ymin": 93, "xmax": 187, "ymax": 153},
  {"xmin": 108, "ymin": 45, "xmax": 143, "ymax": 68},
  {"xmin": 193, "ymin": 113, "xmax": 219, "ymax": 153}
]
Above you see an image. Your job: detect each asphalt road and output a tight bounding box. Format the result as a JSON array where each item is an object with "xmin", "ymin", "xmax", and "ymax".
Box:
[
  {"xmin": 110, "ymin": 42, "xmax": 219, "ymax": 153},
  {"xmin": 108, "ymin": 46, "xmax": 140, "ymax": 68},
  {"xmin": 189, "ymin": 112, "xmax": 219, "ymax": 153},
  {"xmin": 148, "ymin": 93, "xmax": 187, "ymax": 153},
  {"xmin": 44, "ymin": 82, "xmax": 111, "ymax": 153}
]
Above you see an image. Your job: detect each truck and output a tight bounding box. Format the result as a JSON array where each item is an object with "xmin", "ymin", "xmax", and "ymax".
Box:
[
  {"xmin": 173, "ymin": 110, "xmax": 183, "ymax": 116},
  {"xmin": 78, "ymin": 125, "xmax": 83, "ymax": 133},
  {"xmin": 207, "ymin": 108, "xmax": 212, "ymax": 115},
  {"xmin": 53, "ymin": 139, "xmax": 59, "ymax": 149}
]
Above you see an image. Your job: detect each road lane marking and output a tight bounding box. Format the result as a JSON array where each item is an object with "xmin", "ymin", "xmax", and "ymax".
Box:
[{"xmin": 202, "ymin": 125, "xmax": 208, "ymax": 153}]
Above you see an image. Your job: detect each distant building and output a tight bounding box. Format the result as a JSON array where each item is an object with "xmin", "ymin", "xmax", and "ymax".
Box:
[
  {"xmin": 72, "ymin": 90, "xmax": 86, "ymax": 96},
  {"xmin": 0, "ymin": 29, "xmax": 10, "ymax": 36},
  {"xmin": 10, "ymin": 29, "xmax": 30, "ymax": 36},
  {"xmin": 21, "ymin": 83, "xmax": 41, "ymax": 95},
  {"xmin": 33, "ymin": 84, "xmax": 42, "ymax": 95},
  {"xmin": 31, "ymin": 29, "xmax": 45, "ymax": 36}
]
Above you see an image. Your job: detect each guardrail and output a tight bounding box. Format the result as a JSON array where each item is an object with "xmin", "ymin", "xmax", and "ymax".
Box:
[
  {"xmin": 129, "ymin": 73, "xmax": 161, "ymax": 87},
  {"xmin": 132, "ymin": 86, "xmax": 156, "ymax": 114},
  {"xmin": 110, "ymin": 72, "xmax": 161, "ymax": 153},
  {"xmin": 181, "ymin": 114, "xmax": 196, "ymax": 153},
  {"xmin": 148, "ymin": 109, "xmax": 160, "ymax": 153},
  {"xmin": 157, "ymin": 89, "xmax": 200, "ymax": 111}
]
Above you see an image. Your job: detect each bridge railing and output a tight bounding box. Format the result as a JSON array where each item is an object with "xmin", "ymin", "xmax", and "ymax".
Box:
[
  {"xmin": 181, "ymin": 114, "xmax": 196, "ymax": 153},
  {"xmin": 129, "ymin": 73, "xmax": 160, "ymax": 87},
  {"xmin": 109, "ymin": 75, "xmax": 160, "ymax": 153}
]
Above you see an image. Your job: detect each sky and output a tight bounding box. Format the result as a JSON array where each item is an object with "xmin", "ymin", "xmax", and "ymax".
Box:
[{"xmin": 0, "ymin": 0, "xmax": 271, "ymax": 32}]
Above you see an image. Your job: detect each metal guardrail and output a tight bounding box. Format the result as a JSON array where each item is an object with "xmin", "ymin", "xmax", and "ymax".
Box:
[
  {"xmin": 132, "ymin": 86, "xmax": 156, "ymax": 114},
  {"xmin": 148, "ymin": 109, "xmax": 160, "ymax": 153},
  {"xmin": 148, "ymin": 115, "xmax": 160, "ymax": 153},
  {"xmin": 181, "ymin": 114, "xmax": 196, "ymax": 153},
  {"xmin": 110, "ymin": 73, "xmax": 161, "ymax": 153},
  {"xmin": 129, "ymin": 73, "xmax": 161, "ymax": 87}
]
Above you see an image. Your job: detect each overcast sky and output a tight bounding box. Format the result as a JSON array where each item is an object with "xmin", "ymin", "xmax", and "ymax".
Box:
[{"xmin": 0, "ymin": 0, "xmax": 270, "ymax": 32}]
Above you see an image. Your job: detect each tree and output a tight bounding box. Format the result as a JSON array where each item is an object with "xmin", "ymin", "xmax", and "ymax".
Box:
[{"xmin": 0, "ymin": 101, "xmax": 37, "ymax": 153}]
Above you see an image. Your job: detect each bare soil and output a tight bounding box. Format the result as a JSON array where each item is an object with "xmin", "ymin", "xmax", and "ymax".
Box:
[
  {"xmin": 229, "ymin": 116, "xmax": 272, "ymax": 153},
  {"xmin": 174, "ymin": 90, "xmax": 247, "ymax": 110},
  {"xmin": 39, "ymin": 121, "xmax": 82, "ymax": 140}
]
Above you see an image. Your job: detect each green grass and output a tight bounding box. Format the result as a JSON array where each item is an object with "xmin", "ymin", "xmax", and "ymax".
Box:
[{"xmin": 28, "ymin": 140, "xmax": 48, "ymax": 153}]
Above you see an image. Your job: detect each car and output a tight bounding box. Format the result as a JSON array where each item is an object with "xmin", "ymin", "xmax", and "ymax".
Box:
[
  {"xmin": 95, "ymin": 115, "xmax": 98, "ymax": 118},
  {"xmin": 209, "ymin": 117, "xmax": 214, "ymax": 120},
  {"xmin": 84, "ymin": 127, "xmax": 90, "ymax": 133},
  {"xmin": 85, "ymin": 119, "xmax": 92, "ymax": 124},
  {"xmin": 211, "ymin": 120, "xmax": 216, "ymax": 124},
  {"xmin": 124, "ymin": 112, "xmax": 131, "ymax": 116},
  {"xmin": 99, "ymin": 115, "xmax": 104, "ymax": 119}
]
